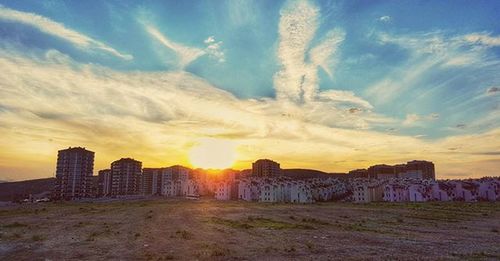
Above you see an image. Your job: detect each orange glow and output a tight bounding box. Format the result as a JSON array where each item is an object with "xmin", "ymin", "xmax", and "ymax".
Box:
[{"xmin": 188, "ymin": 138, "xmax": 236, "ymax": 169}]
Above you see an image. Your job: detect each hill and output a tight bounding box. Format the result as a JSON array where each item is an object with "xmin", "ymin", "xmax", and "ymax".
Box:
[
  {"xmin": 282, "ymin": 169, "xmax": 347, "ymax": 179},
  {"xmin": 0, "ymin": 178, "xmax": 54, "ymax": 201}
]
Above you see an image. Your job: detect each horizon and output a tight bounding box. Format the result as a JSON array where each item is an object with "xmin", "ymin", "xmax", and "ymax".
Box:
[{"xmin": 1, "ymin": 0, "xmax": 499, "ymax": 181}]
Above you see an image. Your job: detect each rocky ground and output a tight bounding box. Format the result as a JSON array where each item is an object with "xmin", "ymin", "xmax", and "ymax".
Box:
[{"xmin": 0, "ymin": 198, "xmax": 499, "ymax": 260}]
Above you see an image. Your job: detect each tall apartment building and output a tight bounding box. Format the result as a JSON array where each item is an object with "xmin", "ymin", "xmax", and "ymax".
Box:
[
  {"xmin": 110, "ymin": 158, "xmax": 142, "ymax": 195},
  {"xmin": 363, "ymin": 160, "xmax": 436, "ymax": 180},
  {"xmin": 405, "ymin": 160, "xmax": 435, "ymax": 180},
  {"xmin": 97, "ymin": 169, "xmax": 112, "ymax": 197},
  {"xmin": 54, "ymin": 147, "xmax": 94, "ymax": 200},
  {"xmin": 348, "ymin": 169, "xmax": 368, "ymax": 178},
  {"xmin": 252, "ymin": 159, "xmax": 281, "ymax": 177},
  {"xmin": 367, "ymin": 164, "xmax": 395, "ymax": 179},
  {"xmin": 142, "ymin": 168, "xmax": 163, "ymax": 195}
]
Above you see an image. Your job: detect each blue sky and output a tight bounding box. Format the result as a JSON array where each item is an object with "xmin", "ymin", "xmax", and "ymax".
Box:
[{"xmin": 0, "ymin": 0, "xmax": 499, "ymax": 180}]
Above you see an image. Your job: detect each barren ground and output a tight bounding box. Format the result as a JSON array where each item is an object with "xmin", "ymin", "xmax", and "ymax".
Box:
[{"xmin": 0, "ymin": 198, "xmax": 499, "ymax": 260}]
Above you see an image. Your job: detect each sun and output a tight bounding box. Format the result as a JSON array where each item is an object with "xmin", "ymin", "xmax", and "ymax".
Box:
[{"xmin": 188, "ymin": 138, "xmax": 236, "ymax": 169}]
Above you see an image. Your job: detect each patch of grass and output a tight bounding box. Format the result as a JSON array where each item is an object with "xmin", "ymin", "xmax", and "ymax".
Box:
[
  {"xmin": 452, "ymin": 252, "xmax": 500, "ymax": 259},
  {"xmin": 211, "ymin": 216, "xmax": 314, "ymax": 230},
  {"xmin": 3, "ymin": 222, "xmax": 28, "ymax": 228},
  {"xmin": 31, "ymin": 234, "xmax": 45, "ymax": 241},
  {"xmin": 197, "ymin": 243, "xmax": 231, "ymax": 258},
  {"xmin": 175, "ymin": 230, "xmax": 193, "ymax": 240},
  {"xmin": 211, "ymin": 247, "xmax": 230, "ymax": 257},
  {"xmin": 301, "ymin": 217, "xmax": 330, "ymax": 225},
  {"xmin": 249, "ymin": 217, "xmax": 314, "ymax": 230},
  {"xmin": 211, "ymin": 217, "xmax": 253, "ymax": 229}
]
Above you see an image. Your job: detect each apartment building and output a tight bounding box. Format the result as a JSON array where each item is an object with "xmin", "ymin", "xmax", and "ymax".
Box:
[
  {"xmin": 110, "ymin": 158, "xmax": 142, "ymax": 195},
  {"xmin": 54, "ymin": 147, "xmax": 95, "ymax": 200}
]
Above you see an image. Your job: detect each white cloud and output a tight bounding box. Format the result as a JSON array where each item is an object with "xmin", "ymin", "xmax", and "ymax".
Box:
[
  {"xmin": 403, "ymin": 113, "xmax": 439, "ymax": 126},
  {"xmin": 0, "ymin": 0, "xmax": 498, "ymax": 180},
  {"xmin": 309, "ymin": 28, "xmax": 346, "ymax": 78},
  {"xmin": 463, "ymin": 33, "xmax": 500, "ymax": 47},
  {"xmin": 204, "ymin": 36, "xmax": 215, "ymax": 44},
  {"xmin": 204, "ymin": 36, "xmax": 225, "ymax": 63},
  {"xmin": 0, "ymin": 5, "xmax": 132, "ymax": 60},
  {"xmin": 274, "ymin": 0, "xmax": 349, "ymax": 106},
  {"xmin": 0, "ymin": 40, "xmax": 498, "ymax": 180},
  {"xmin": 367, "ymin": 31, "xmax": 500, "ymax": 103},
  {"xmin": 274, "ymin": 0, "xmax": 319, "ymax": 102},
  {"xmin": 145, "ymin": 25, "xmax": 205, "ymax": 69},
  {"xmin": 379, "ymin": 16, "xmax": 391, "ymax": 22}
]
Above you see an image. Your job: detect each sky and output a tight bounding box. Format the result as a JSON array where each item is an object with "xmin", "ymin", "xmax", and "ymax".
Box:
[{"xmin": 0, "ymin": 0, "xmax": 499, "ymax": 181}]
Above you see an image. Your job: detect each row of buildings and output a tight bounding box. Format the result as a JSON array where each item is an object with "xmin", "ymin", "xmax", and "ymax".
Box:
[
  {"xmin": 348, "ymin": 160, "xmax": 436, "ymax": 180},
  {"xmin": 351, "ymin": 177, "xmax": 500, "ymax": 203},
  {"xmin": 53, "ymin": 147, "xmax": 497, "ymax": 203},
  {"xmin": 214, "ymin": 177, "xmax": 347, "ymax": 203},
  {"xmin": 53, "ymin": 147, "xmax": 199, "ymax": 200}
]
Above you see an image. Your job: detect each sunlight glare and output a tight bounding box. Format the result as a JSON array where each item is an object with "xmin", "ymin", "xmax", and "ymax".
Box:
[{"xmin": 188, "ymin": 138, "xmax": 236, "ymax": 169}]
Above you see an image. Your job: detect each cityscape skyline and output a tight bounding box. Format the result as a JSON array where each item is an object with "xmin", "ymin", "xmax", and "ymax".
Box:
[{"xmin": 1, "ymin": 0, "xmax": 499, "ymax": 181}]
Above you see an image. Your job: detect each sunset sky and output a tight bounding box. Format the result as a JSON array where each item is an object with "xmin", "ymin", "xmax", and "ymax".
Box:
[{"xmin": 0, "ymin": 0, "xmax": 499, "ymax": 181}]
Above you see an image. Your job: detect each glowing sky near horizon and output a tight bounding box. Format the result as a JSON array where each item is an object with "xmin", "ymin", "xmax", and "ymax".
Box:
[{"xmin": 0, "ymin": 0, "xmax": 499, "ymax": 181}]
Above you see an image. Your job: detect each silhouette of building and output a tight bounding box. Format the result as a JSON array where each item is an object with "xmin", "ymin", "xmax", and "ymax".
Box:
[
  {"xmin": 54, "ymin": 147, "xmax": 94, "ymax": 200},
  {"xmin": 361, "ymin": 160, "xmax": 436, "ymax": 180},
  {"xmin": 110, "ymin": 158, "xmax": 142, "ymax": 195},
  {"xmin": 405, "ymin": 160, "xmax": 435, "ymax": 180},
  {"xmin": 252, "ymin": 159, "xmax": 281, "ymax": 177},
  {"xmin": 142, "ymin": 168, "xmax": 163, "ymax": 195},
  {"xmin": 348, "ymin": 169, "xmax": 368, "ymax": 178},
  {"xmin": 97, "ymin": 169, "xmax": 112, "ymax": 197},
  {"xmin": 367, "ymin": 164, "xmax": 396, "ymax": 179}
]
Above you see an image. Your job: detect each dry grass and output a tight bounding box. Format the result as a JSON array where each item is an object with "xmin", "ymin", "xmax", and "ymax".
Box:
[{"xmin": 0, "ymin": 199, "xmax": 499, "ymax": 260}]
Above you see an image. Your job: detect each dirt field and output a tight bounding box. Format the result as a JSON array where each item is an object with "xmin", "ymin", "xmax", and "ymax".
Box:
[{"xmin": 1, "ymin": 198, "xmax": 499, "ymax": 260}]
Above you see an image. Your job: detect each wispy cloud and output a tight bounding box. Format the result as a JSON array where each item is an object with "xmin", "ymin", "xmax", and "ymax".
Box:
[
  {"xmin": 0, "ymin": 0, "xmax": 499, "ymax": 181},
  {"xmin": 0, "ymin": 5, "xmax": 132, "ymax": 60},
  {"xmin": 378, "ymin": 16, "xmax": 391, "ymax": 23},
  {"xmin": 367, "ymin": 31, "xmax": 500, "ymax": 104},
  {"xmin": 204, "ymin": 36, "xmax": 225, "ymax": 63},
  {"xmin": 145, "ymin": 25, "xmax": 205, "ymax": 69},
  {"xmin": 463, "ymin": 32, "xmax": 500, "ymax": 47},
  {"xmin": 403, "ymin": 113, "xmax": 439, "ymax": 126}
]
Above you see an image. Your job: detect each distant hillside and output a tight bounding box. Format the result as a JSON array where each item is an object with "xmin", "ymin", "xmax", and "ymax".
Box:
[
  {"xmin": 0, "ymin": 178, "xmax": 54, "ymax": 201},
  {"xmin": 283, "ymin": 169, "xmax": 347, "ymax": 179}
]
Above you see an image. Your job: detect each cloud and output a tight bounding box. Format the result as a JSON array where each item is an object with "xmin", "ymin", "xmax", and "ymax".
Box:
[
  {"xmin": 403, "ymin": 113, "xmax": 439, "ymax": 126},
  {"xmin": 487, "ymin": 86, "xmax": 499, "ymax": 94},
  {"xmin": 0, "ymin": 39, "xmax": 498, "ymax": 181},
  {"xmin": 274, "ymin": 0, "xmax": 319, "ymax": 102},
  {"xmin": 463, "ymin": 33, "xmax": 500, "ymax": 47},
  {"xmin": 378, "ymin": 16, "xmax": 391, "ymax": 22},
  {"xmin": 274, "ymin": 0, "xmax": 351, "ymax": 109},
  {"xmin": 0, "ymin": 0, "xmax": 499, "ymax": 181},
  {"xmin": 309, "ymin": 28, "xmax": 346, "ymax": 78},
  {"xmin": 145, "ymin": 25, "xmax": 205, "ymax": 69},
  {"xmin": 204, "ymin": 36, "xmax": 225, "ymax": 63},
  {"xmin": 0, "ymin": 5, "xmax": 132, "ymax": 60},
  {"xmin": 317, "ymin": 90, "xmax": 373, "ymax": 109},
  {"xmin": 367, "ymin": 31, "xmax": 500, "ymax": 104}
]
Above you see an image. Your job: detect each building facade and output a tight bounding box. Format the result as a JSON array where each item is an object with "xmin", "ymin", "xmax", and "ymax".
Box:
[
  {"xmin": 252, "ymin": 159, "xmax": 281, "ymax": 177},
  {"xmin": 97, "ymin": 169, "xmax": 112, "ymax": 197},
  {"xmin": 54, "ymin": 147, "xmax": 95, "ymax": 200},
  {"xmin": 110, "ymin": 158, "xmax": 142, "ymax": 195},
  {"xmin": 142, "ymin": 168, "xmax": 163, "ymax": 195}
]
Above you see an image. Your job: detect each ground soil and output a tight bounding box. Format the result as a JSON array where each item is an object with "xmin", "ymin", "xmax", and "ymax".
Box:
[{"xmin": 1, "ymin": 198, "xmax": 499, "ymax": 260}]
